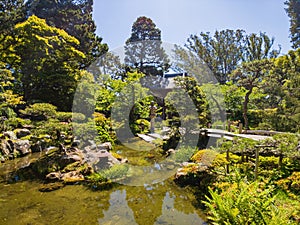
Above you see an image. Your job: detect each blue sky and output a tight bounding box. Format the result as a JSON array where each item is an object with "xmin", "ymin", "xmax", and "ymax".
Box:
[{"xmin": 93, "ymin": 0, "xmax": 291, "ymax": 54}]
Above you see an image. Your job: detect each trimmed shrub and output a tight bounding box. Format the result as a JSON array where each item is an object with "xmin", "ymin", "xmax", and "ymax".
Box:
[{"xmin": 20, "ymin": 103, "xmax": 57, "ymax": 121}]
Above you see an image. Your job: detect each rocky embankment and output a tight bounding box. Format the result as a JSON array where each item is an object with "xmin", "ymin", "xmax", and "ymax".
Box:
[
  {"xmin": 0, "ymin": 129, "xmax": 126, "ymax": 191},
  {"xmin": 0, "ymin": 129, "xmax": 33, "ymax": 162}
]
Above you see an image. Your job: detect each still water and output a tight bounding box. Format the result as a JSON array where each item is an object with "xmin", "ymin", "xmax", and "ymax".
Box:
[{"xmin": 0, "ymin": 151, "xmax": 207, "ymax": 225}]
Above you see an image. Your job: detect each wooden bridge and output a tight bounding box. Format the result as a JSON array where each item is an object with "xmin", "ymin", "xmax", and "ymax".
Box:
[
  {"xmin": 199, "ymin": 128, "xmax": 272, "ymax": 141},
  {"xmin": 138, "ymin": 128, "xmax": 274, "ymax": 144}
]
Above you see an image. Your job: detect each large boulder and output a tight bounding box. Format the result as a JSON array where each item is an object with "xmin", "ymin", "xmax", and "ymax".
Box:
[
  {"xmin": 3, "ymin": 131, "xmax": 17, "ymax": 140},
  {"xmin": 15, "ymin": 128, "xmax": 31, "ymax": 139},
  {"xmin": 14, "ymin": 140, "xmax": 31, "ymax": 155},
  {"xmin": 0, "ymin": 139, "xmax": 14, "ymax": 156}
]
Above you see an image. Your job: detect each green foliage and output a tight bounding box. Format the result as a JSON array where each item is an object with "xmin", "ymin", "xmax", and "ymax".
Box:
[
  {"xmin": 285, "ymin": 0, "xmax": 300, "ymax": 49},
  {"xmin": 25, "ymin": 0, "xmax": 108, "ymax": 66},
  {"xmin": 230, "ymin": 59, "xmax": 273, "ymax": 129},
  {"xmin": 93, "ymin": 112, "xmax": 116, "ymax": 144},
  {"xmin": 192, "ymin": 149, "xmax": 228, "ymax": 171},
  {"xmin": 20, "ymin": 103, "xmax": 57, "ymax": 121},
  {"xmin": 270, "ymin": 48, "xmax": 300, "ymax": 132},
  {"xmin": 56, "ymin": 112, "xmax": 85, "ymax": 123},
  {"xmin": 170, "ymin": 146, "xmax": 197, "ymax": 163},
  {"xmin": 88, "ymin": 164, "xmax": 129, "ymax": 182},
  {"xmin": 243, "ymin": 32, "xmax": 280, "ymax": 61},
  {"xmin": 131, "ymin": 118, "xmax": 150, "ymax": 134},
  {"xmin": 0, "ymin": 62, "xmax": 24, "ymax": 118},
  {"xmin": 32, "ymin": 119, "xmax": 71, "ymax": 139},
  {"xmin": 14, "ymin": 15, "xmax": 86, "ymax": 111},
  {"xmin": 183, "ymin": 29, "xmax": 245, "ymax": 84},
  {"xmin": 181, "ymin": 30, "xmax": 279, "ymax": 84},
  {"xmin": 124, "ymin": 16, "xmax": 169, "ymax": 76},
  {"xmin": 3, "ymin": 117, "xmax": 31, "ymax": 130},
  {"xmin": 276, "ymin": 171, "xmax": 300, "ymax": 195},
  {"xmin": 220, "ymin": 82, "xmax": 246, "ymax": 121},
  {"xmin": 165, "ymin": 76, "xmax": 209, "ymax": 139},
  {"xmin": 273, "ymin": 133, "xmax": 300, "ymax": 158},
  {"xmin": 203, "ymin": 180, "xmax": 290, "ymax": 225}
]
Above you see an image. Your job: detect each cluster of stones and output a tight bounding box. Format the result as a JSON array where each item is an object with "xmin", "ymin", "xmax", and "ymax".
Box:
[{"xmin": 0, "ymin": 129, "xmax": 32, "ymax": 162}]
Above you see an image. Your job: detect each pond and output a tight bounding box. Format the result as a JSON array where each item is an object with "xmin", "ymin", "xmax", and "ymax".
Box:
[{"xmin": 0, "ymin": 145, "xmax": 207, "ymax": 225}]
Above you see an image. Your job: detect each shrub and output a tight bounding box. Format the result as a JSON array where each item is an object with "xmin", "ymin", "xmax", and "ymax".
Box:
[
  {"xmin": 94, "ymin": 112, "xmax": 115, "ymax": 144},
  {"xmin": 89, "ymin": 164, "xmax": 129, "ymax": 182},
  {"xmin": 131, "ymin": 118, "xmax": 150, "ymax": 134},
  {"xmin": 3, "ymin": 117, "xmax": 31, "ymax": 130},
  {"xmin": 20, "ymin": 103, "xmax": 57, "ymax": 121},
  {"xmin": 191, "ymin": 149, "xmax": 228, "ymax": 167},
  {"xmin": 56, "ymin": 112, "xmax": 86, "ymax": 122},
  {"xmin": 276, "ymin": 172, "xmax": 300, "ymax": 195},
  {"xmin": 170, "ymin": 146, "xmax": 197, "ymax": 163},
  {"xmin": 31, "ymin": 119, "xmax": 72, "ymax": 144},
  {"xmin": 203, "ymin": 180, "xmax": 290, "ymax": 225}
]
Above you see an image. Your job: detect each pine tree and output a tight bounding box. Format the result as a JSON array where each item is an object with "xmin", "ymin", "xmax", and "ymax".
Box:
[
  {"xmin": 25, "ymin": 0, "xmax": 108, "ymax": 67},
  {"xmin": 0, "ymin": 0, "xmax": 25, "ymax": 38},
  {"xmin": 0, "ymin": 0, "xmax": 26, "ymax": 64},
  {"xmin": 124, "ymin": 16, "xmax": 169, "ymax": 76},
  {"xmin": 285, "ymin": 0, "xmax": 300, "ymax": 49}
]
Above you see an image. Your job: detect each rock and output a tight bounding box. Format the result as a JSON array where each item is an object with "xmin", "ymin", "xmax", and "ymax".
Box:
[
  {"xmin": 3, "ymin": 131, "xmax": 17, "ymax": 140},
  {"xmin": 98, "ymin": 142, "xmax": 112, "ymax": 151},
  {"xmin": 166, "ymin": 149, "xmax": 176, "ymax": 156},
  {"xmin": 46, "ymin": 172, "xmax": 62, "ymax": 181},
  {"xmin": 15, "ymin": 128, "xmax": 31, "ymax": 139},
  {"xmin": 39, "ymin": 182, "xmax": 65, "ymax": 192},
  {"xmin": 1, "ymin": 139, "xmax": 13, "ymax": 156},
  {"xmin": 31, "ymin": 140, "xmax": 43, "ymax": 152},
  {"xmin": 63, "ymin": 153, "xmax": 83, "ymax": 162},
  {"xmin": 14, "ymin": 140, "xmax": 31, "ymax": 155},
  {"xmin": 166, "ymin": 164, "xmax": 175, "ymax": 170},
  {"xmin": 180, "ymin": 162, "xmax": 190, "ymax": 167},
  {"xmin": 59, "ymin": 153, "xmax": 83, "ymax": 168},
  {"xmin": 71, "ymin": 140, "xmax": 80, "ymax": 148},
  {"xmin": 121, "ymin": 158, "xmax": 129, "ymax": 163},
  {"xmin": 174, "ymin": 171, "xmax": 187, "ymax": 179},
  {"xmin": 89, "ymin": 150, "xmax": 121, "ymax": 171},
  {"xmin": 61, "ymin": 171, "xmax": 85, "ymax": 183}
]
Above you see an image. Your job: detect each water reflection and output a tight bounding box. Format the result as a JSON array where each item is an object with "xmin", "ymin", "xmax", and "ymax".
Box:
[
  {"xmin": 0, "ymin": 151, "xmax": 206, "ymax": 224},
  {"xmin": 155, "ymin": 192, "xmax": 205, "ymax": 225},
  {"xmin": 98, "ymin": 183, "xmax": 206, "ymax": 225},
  {"xmin": 98, "ymin": 190, "xmax": 137, "ymax": 225}
]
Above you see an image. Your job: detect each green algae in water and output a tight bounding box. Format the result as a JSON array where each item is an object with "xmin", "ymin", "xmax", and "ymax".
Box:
[
  {"xmin": 0, "ymin": 141, "xmax": 207, "ymax": 225},
  {"xmin": 0, "ymin": 179, "xmax": 206, "ymax": 225}
]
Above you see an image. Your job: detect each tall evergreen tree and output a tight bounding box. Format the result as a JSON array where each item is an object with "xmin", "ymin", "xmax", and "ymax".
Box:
[
  {"xmin": 184, "ymin": 29, "xmax": 245, "ymax": 84},
  {"xmin": 14, "ymin": 15, "xmax": 86, "ymax": 111},
  {"xmin": 124, "ymin": 16, "xmax": 169, "ymax": 76},
  {"xmin": 0, "ymin": 0, "xmax": 26, "ymax": 66},
  {"xmin": 285, "ymin": 0, "xmax": 300, "ymax": 49},
  {"xmin": 180, "ymin": 30, "xmax": 279, "ymax": 84},
  {"xmin": 0, "ymin": 0, "xmax": 25, "ymax": 39},
  {"xmin": 25, "ymin": 0, "xmax": 108, "ymax": 67},
  {"xmin": 243, "ymin": 32, "xmax": 280, "ymax": 61}
]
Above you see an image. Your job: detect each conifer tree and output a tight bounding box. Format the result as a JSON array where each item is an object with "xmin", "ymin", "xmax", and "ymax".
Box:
[
  {"xmin": 124, "ymin": 16, "xmax": 169, "ymax": 76},
  {"xmin": 25, "ymin": 0, "xmax": 107, "ymax": 67},
  {"xmin": 285, "ymin": 0, "xmax": 300, "ymax": 49}
]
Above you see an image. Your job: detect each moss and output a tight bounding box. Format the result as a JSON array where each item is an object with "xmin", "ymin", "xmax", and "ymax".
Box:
[{"xmin": 62, "ymin": 161, "xmax": 82, "ymax": 173}]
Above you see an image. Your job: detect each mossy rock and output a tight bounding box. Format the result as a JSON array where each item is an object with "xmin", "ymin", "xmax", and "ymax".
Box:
[{"xmin": 39, "ymin": 182, "xmax": 65, "ymax": 192}]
